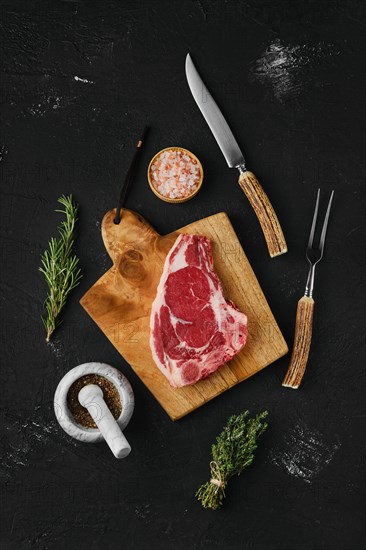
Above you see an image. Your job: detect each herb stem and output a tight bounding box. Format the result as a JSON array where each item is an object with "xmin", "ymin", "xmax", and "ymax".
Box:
[
  {"xmin": 39, "ymin": 195, "xmax": 82, "ymax": 342},
  {"xmin": 196, "ymin": 410, "xmax": 268, "ymax": 510}
]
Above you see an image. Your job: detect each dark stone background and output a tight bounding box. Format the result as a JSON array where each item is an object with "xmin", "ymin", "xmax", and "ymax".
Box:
[{"xmin": 1, "ymin": 1, "xmax": 365, "ymax": 549}]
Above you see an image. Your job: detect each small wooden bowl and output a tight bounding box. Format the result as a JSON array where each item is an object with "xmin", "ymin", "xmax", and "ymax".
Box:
[{"xmin": 147, "ymin": 147, "xmax": 204, "ymax": 203}]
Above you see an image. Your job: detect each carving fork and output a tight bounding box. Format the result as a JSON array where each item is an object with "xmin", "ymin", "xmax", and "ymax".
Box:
[{"xmin": 283, "ymin": 189, "xmax": 334, "ymax": 389}]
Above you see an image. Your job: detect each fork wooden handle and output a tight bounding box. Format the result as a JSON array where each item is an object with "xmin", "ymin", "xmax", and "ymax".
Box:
[
  {"xmin": 282, "ymin": 296, "xmax": 315, "ymax": 389},
  {"xmin": 238, "ymin": 170, "xmax": 287, "ymax": 258}
]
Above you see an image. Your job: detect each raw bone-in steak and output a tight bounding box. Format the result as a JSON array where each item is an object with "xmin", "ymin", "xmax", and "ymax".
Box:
[{"xmin": 150, "ymin": 234, "xmax": 248, "ymax": 387}]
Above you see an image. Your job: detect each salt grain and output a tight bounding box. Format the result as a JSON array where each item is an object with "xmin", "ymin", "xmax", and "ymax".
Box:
[{"xmin": 149, "ymin": 148, "xmax": 202, "ymax": 200}]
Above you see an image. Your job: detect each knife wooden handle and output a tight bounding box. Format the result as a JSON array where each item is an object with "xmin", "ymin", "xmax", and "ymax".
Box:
[
  {"xmin": 282, "ymin": 296, "xmax": 315, "ymax": 389},
  {"xmin": 238, "ymin": 170, "xmax": 287, "ymax": 257}
]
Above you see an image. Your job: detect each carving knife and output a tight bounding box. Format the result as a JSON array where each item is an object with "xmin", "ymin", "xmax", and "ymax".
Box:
[{"xmin": 185, "ymin": 53, "xmax": 287, "ymax": 257}]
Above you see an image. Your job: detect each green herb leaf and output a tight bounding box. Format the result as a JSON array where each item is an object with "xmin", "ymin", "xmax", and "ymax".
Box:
[
  {"xmin": 196, "ymin": 410, "xmax": 268, "ymax": 510},
  {"xmin": 39, "ymin": 195, "xmax": 82, "ymax": 341}
]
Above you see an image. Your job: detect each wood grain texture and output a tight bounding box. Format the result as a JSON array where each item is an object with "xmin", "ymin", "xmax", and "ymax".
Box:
[
  {"xmin": 282, "ymin": 296, "xmax": 315, "ymax": 389},
  {"xmin": 80, "ymin": 208, "xmax": 288, "ymax": 419},
  {"xmin": 238, "ymin": 171, "xmax": 287, "ymax": 258}
]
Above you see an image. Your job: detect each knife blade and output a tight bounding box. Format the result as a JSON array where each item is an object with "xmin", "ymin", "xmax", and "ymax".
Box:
[{"xmin": 185, "ymin": 53, "xmax": 287, "ymax": 258}]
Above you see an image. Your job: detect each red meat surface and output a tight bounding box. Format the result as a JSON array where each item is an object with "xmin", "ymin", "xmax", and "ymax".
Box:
[{"xmin": 150, "ymin": 234, "xmax": 248, "ymax": 387}]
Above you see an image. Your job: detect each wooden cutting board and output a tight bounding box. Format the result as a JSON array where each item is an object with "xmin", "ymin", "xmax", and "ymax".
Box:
[{"xmin": 80, "ymin": 209, "xmax": 288, "ymax": 420}]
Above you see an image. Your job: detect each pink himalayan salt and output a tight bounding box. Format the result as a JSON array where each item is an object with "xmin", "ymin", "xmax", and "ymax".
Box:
[{"xmin": 150, "ymin": 149, "xmax": 201, "ymax": 200}]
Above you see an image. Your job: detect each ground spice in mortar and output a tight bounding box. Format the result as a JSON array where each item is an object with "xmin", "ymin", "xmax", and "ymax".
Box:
[{"xmin": 67, "ymin": 374, "xmax": 122, "ymax": 429}]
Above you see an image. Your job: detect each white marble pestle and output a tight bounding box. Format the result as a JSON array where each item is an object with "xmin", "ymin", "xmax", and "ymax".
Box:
[
  {"xmin": 54, "ymin": 363, "xmax": 134, "ymax": 456},
  {"xmin": 78, "ymin": 384, "xmax": 131, "ymax": 459}
]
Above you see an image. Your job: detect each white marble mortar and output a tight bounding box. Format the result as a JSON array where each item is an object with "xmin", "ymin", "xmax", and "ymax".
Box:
[{"xmin": 54, "ymin": 362, "xmax": 134, "ymax": 443}]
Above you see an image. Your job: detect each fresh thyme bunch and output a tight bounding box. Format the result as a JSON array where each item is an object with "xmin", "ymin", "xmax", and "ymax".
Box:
[
  {"xmin": 39, "ymin": 195, "xmax": 82, "ymax": 342},
  {"xmin": 196, "ymin": 410, "xmax": 268, "ymax": 510}
]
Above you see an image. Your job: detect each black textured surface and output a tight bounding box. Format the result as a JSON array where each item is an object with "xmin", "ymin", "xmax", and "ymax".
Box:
[{"xmin": 1, "ymin": 1, "xmax": 365, "ymax": 549}]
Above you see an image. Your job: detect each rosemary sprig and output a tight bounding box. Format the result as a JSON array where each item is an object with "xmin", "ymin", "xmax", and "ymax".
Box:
[
  {"xmin": 196, "ymin": 410, "xmax": 268, "ymax": 510},
  {"xmin": 39, "ymin": 195, "xmax": 82, "ymax": 342}
]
